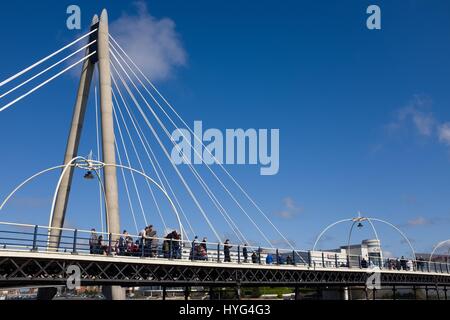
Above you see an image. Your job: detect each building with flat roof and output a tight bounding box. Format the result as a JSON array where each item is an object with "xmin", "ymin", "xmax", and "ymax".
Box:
[{"xmin": 311, "ymin": 239, "xmax": 382, "ymax": 268}]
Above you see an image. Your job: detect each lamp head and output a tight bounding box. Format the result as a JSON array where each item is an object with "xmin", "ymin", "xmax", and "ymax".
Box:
[{"xmin": 84, "ymin": 171, "xmax": 95, "ymax": 180}]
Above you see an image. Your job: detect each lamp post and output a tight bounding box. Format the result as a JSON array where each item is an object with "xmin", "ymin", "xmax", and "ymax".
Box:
[{"xmin": 313, "ymin": 212, "xmax": 416, "ymax": 262}]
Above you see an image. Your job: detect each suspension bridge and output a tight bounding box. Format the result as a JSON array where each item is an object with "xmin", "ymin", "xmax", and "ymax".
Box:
[{"xmin": 0, "ymin": 9, "xmax": 449, "ymax": 300}]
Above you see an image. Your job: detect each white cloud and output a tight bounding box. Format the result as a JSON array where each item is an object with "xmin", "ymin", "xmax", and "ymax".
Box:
[
  {"xmin": 438, "ymin": 122, "xmax": 450, "ymax": 146},
  {"xmin": 110, "ymin": 1, "xmax": 187, "ymax": 82},
  {"xmin": 382, "ymin": 95, "xmax": 450, "ymax": 151},
  {"xmin": 407, "ymin": 216, "xmax": 432, "ymax": 226},
  {"xmin": 275, "ymin": 197, "xmax": 303, "ymax": 219},
  {"xmin": 412, "ymin": 111, "xmax": 434, "ymax": 136},
  {"xmin": 388, "ymin": 95, "xmax": 435, "ymax": 137},
  {"xmin": 276, "ymin": 210, "xmax": 294, "ymax": 219}
]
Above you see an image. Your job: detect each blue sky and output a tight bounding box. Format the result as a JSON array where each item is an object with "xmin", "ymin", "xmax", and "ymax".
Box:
[{"xmin": 1, "ymin": 0, "xmax": 450, "ymax": 257}]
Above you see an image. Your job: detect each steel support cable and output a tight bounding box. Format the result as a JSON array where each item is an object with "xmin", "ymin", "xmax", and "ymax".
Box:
[
  {"xmin": 109, "ymin": 43, "xmax": 271, "ymax": 245},
  {"xmin": 110, "ymin": 57, "xmax": 250, "ymax": 246},
  {"xmin": 188, "ymin": 164, "xmax": 247, "ymax": 244},
  {"xmin": 94, "ymin": 85, "xmax": 105, "ymax": 234},
  {"xmin": 115, "ymin": 88, "xmax": 194, "ymax": 241},
  {"xmin": 114, "ymin": 137, "xmax": 139, "ymax": 234},
  {"xmin": 112, "ymin": 100, "xmax": 148, "ymax": 227},
  {"xmin": 110, "ymin": 56, "xmax": 247, "ymax": 244},
  {"xmin": 109, "ymin": 61, "xmax": 222, "ymax": 243},
  {"xmin": 117, "ymin": 76, "xmax": 242, "ymax": 242},
  {"xmin": 109, "ymin": 35, "xmax": 296, "ymax": 251},
  {"xmin": 0, "ymin": 28, "xmax": 97, "ymax": 87},
  {"xmin": 111, "ymin": 72, "xmax": 194, "ymax": 238},
  {"xmin": 0, "ymin": 40, "xmax": 97, "ymax": 99},
  {"xmin": 0, "ymin": 52, "xmax": 96, "ymax": 112},
  {"xmin": 112, "ymin": 73, "xmax": 195, "ymax": 239},
  {"xmin": 110, "ymin": 49, "xmax": 270, "ymax": 248},
  {"xmin": 112, "ymin": 88, "xmax": 168, "ymax": 233},
  {"xmin": 109, "ymin": 52, "xmax": 249, "ymax": 244}
]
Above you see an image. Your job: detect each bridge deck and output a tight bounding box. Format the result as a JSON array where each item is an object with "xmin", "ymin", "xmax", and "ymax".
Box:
[
  {"xmin": 0, "ymin": 249, "xmax": 443, "ymax": 275},
  {"xmin": 1, "ymin": 250, "xmax": 449, "ymax": 288}
]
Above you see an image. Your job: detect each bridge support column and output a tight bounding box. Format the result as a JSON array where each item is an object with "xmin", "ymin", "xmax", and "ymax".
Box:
[
  {"xmin": 413, "ymin": 285, "xmax": 417, "ymax": 300},
  {"xmin": 97, "ymin": 9, "xmax": 120, "ymax": 236},
  {"xmin": 97, "ymin": 9, "xmax": 123, "ymax": 301},
  {"xmin": 49, "ymin": 16, "xmax": 98, "ymax": 247},
  {"xmin": 294, "ymin": 287, "xmax": 300, "ymax": 300},
  {"xmin": 342, "ymin": 287, "xmax": 349, "ymax": 300},
  {"xmin": 236, "ymin": 285, "xmax": 241, "ymax": 300},
  {"xmin": 184, "ymin": 287, "xmax": 190, "ymax": 300},
  {"xmin": 102, "ymin": 286, "xmax": 125, "ymax": 300},
  {"xmin": 392, "ymin": 285, "xmax": 396, "ymax": 300},
  {"xmin": 425, "ymin": 285, "xmax": 429, "ymax": 300},
  {"xmin": 162, "ymin": 286, "xmax": 167, "ymax": 300},
  {"xmin": 36, "ymin": 287, "xmax": 58, "ymax": 300},
  {"xmin": 444, "ymin": 286, "xmax": 447, "ymax": 300},
  {"xmin": 38, "ymin": 14, "xmax": 99, "ymax": 303}
]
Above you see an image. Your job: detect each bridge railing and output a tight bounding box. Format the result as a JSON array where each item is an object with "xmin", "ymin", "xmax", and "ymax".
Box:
[{"xmin": 0, "ymin": 221, "xmax": 449, "ymax": 275}]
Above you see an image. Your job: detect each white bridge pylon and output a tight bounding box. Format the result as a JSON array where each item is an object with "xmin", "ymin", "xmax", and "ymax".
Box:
[
  {"xmin": 0, "ymin": 157, "xmax": 184, "ymax": 240},
  {"xmin": 312, "ymin": 212, "xmax": 416, "ymax": 259}
]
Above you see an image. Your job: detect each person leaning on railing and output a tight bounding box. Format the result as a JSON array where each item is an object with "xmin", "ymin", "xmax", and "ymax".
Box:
[
  {"xmin": 201, "ymin": 237, "xmax": 208, "ymax": 260},
  {"xmin": 162, "ymin": 236, "xmax": 170, "ymax": 258},
  {"xmin": 89, "ymin": 229, "xmax": 98, "ymax": 254},
  {"xmin": 96, "ymin": 235, "xmax": 108, "ymax": 255},
  {"xmin": 190, "ymin": 236, "xmax": 199, "ymax": 260},
  {"xmin": 243, "ymin": 244, "xmax": 248, "ymax": 263},
  {"xmin": 149, "ymin": 228, "xmax": 158, "ymax": 257},
  {"xmin": 118, "ymin": 230, "xmax": 127, "ymax": 255},
  {"xmin": 172, "ymin": 231, "xmax": 181, "ymax": 259},
  {"xmin": 360, "ymin": 258, "xmax": 368, "ymax": 268},
  {"xmin": 252, "ymin": 251, "xmax": 259, "ymax": 263},
  {"xmin": 224, "ymin": 239, "xmax": 232, "ymax": 262},
  {"xmin": 417, "ymin": 256, "xmax": 425, "ymax": 272}
]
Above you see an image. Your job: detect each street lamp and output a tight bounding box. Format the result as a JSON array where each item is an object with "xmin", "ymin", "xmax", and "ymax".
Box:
[
  {"xmin": 84, "ymin": 171, "xmax": 95, "ymax": 180},
  {"xmin": 313, "ymin": 213, "xmax": 416, "ymax": 261},
  {"xmin": 83, "ymin": 151, "xmax": 95, "ymax": 180}
]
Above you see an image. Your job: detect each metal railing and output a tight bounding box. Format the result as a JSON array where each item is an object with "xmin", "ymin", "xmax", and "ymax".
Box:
[{"xmin": 0, "ymin": 221, "xmax": 449, "ymax": 275}]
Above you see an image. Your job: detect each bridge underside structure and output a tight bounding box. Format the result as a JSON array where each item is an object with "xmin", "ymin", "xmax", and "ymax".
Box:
[{"xmin": 1, "ymin": 252, "xmax": 449, "ymax": 293}]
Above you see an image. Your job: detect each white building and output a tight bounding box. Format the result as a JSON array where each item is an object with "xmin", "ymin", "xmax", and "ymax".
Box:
[{"xmin": 311, "ymin": 239, "xmax": 382, "ymax": 268}]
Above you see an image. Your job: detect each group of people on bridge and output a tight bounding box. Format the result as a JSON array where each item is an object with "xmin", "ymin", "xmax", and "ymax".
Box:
[
  {"xmin": 82, "ymin": 228, "xmax": 433, "ymax": 271},
  {"xmin": 88, "ymin": 226, "xmax": 182, "ymax": 258},
  {"xmin": 359, "ymin": 256, "xmax": 420, "ymax": 271},
  {"xmin": 87, "ymin": 227, "xmax": 271, "ymax": 264}
]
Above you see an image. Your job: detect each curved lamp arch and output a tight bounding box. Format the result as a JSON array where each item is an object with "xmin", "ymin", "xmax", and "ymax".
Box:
[
  {"xmin": 346, "ymin": 218, "xmax": 381, "ymax": 257},
  {"xmin": 312, "ymin": 218, "xmax": 352, "ymax": 251},
  {"xmin": 429, "ymin": 239, "xmax": 450, "ymax": 264},
  {"xmin": 313, "ymin": 215, "xmax": 416, "ymax": 259},
  {"xmin": 369, "ymin": 218, "xmax": 415, "ymax": 259},
  {"xmin": 48, "ymin": 156, "xmax": 90, "ymax": 228},
  {"xmin": 0, "ymin": 158, "xmax": 184, "ymax": 242},
  {"xmin": 0, "ymin": 164, "xmax": 69, "ymax": 211},
  {"xmin": 313, "ymin": 217, "xmax": 380, "ymax": 251},
  {"xmin": 105, "ymin": 163, "xmax": 184, "ymax": 242}
]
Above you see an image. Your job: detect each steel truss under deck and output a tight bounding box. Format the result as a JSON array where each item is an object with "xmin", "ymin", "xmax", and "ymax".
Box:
[{"xmin": 1, "ymin": 254, "xmax": 449, "ymax": 289}]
